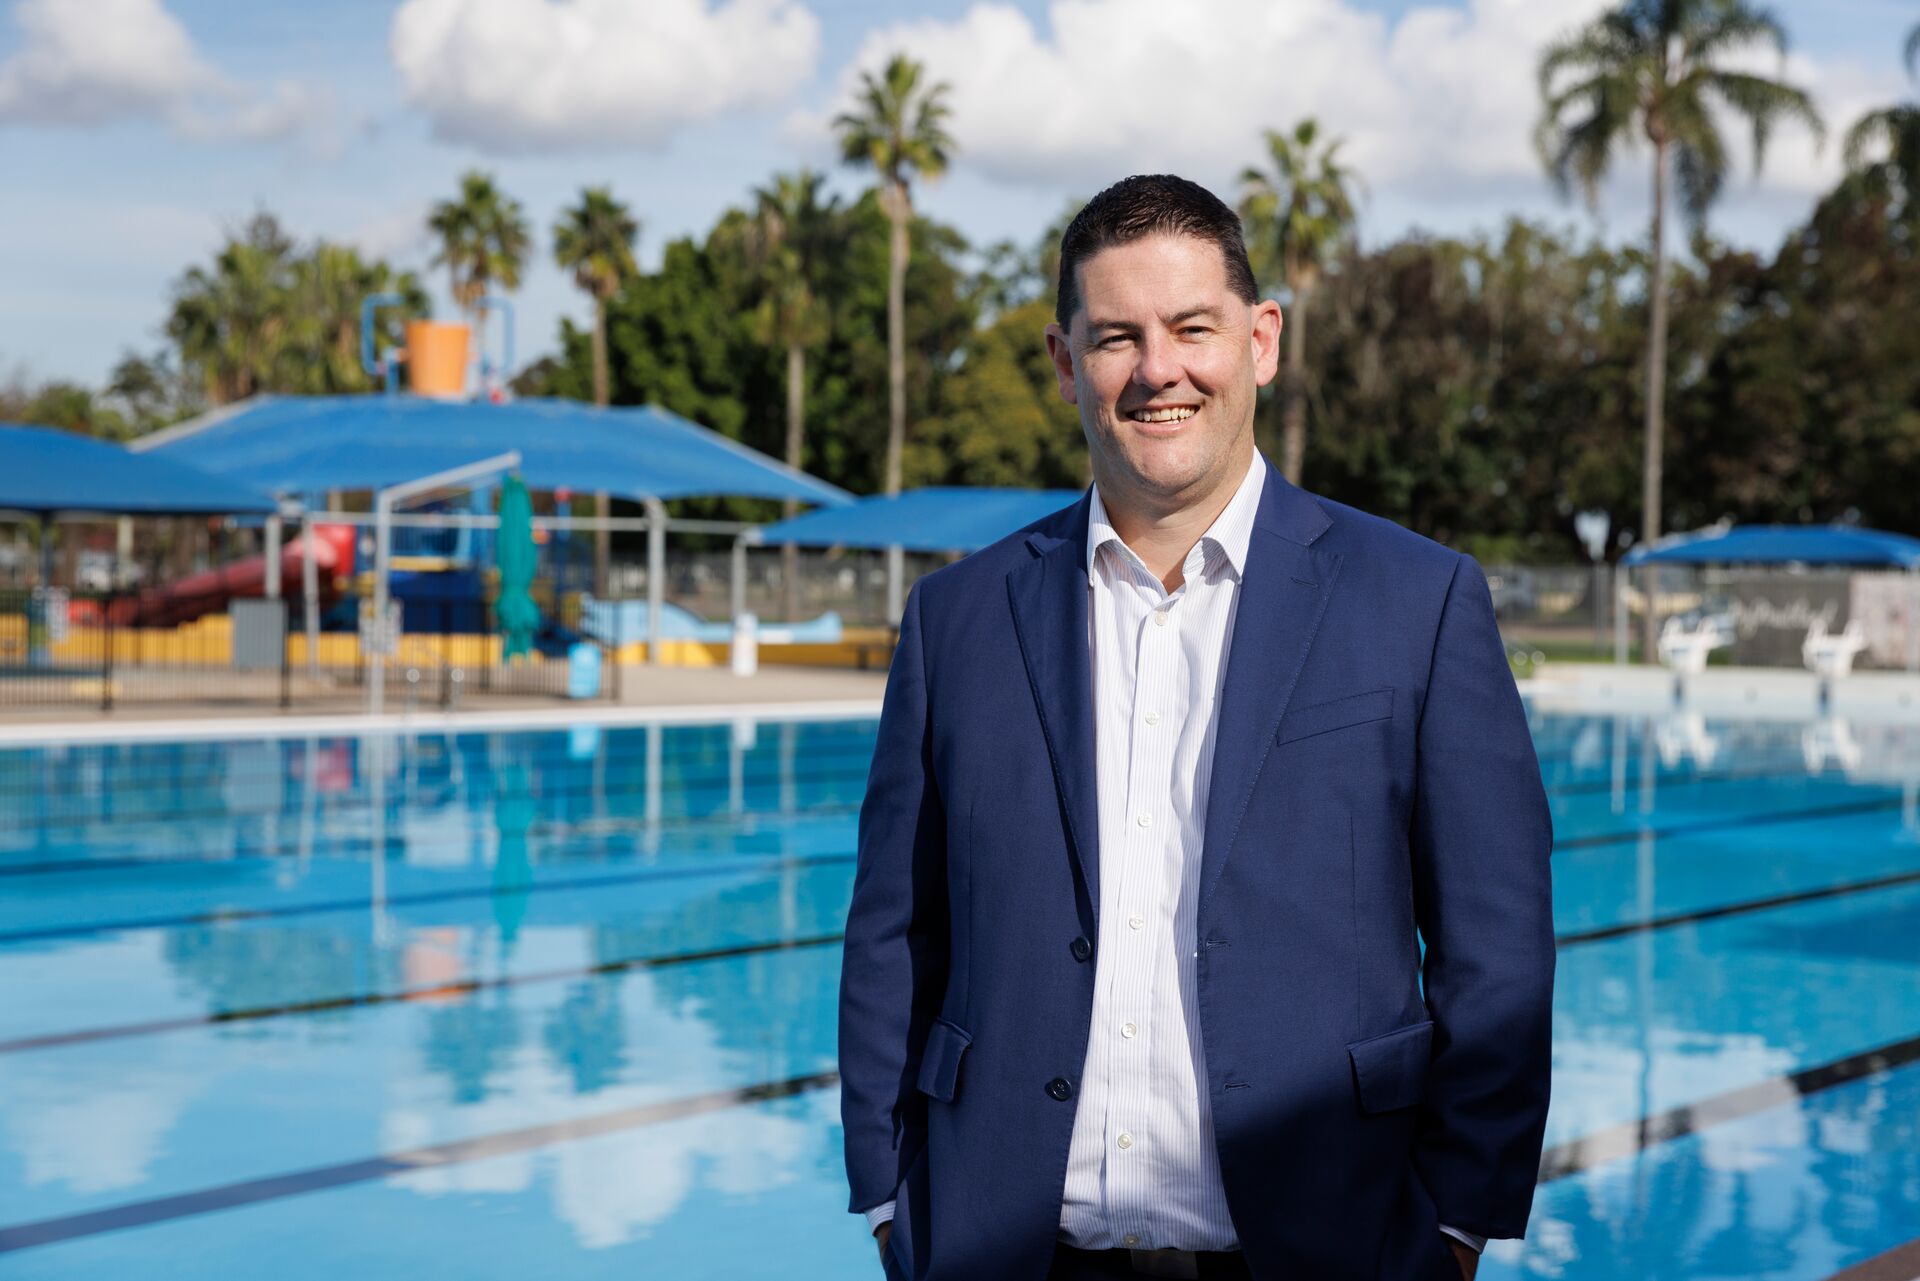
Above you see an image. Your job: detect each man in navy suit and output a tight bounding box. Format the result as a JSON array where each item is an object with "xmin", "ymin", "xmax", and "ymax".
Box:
[{"xmin": 840, "ymin": 174, "xmax": 1554, "ymax": 1281}]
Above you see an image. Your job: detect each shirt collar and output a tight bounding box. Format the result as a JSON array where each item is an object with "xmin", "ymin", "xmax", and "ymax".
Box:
[{"xmin": 1087, "ymin": 451, "xmax": 1267, "ymax": 582}]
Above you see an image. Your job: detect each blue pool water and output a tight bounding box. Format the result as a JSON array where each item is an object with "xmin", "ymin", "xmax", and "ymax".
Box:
[{"xmin": 0, "ymin": 710, "xmax": 1915, "ymax": 1279}]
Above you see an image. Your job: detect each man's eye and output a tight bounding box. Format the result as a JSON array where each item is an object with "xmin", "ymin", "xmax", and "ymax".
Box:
[
  {"xmin": 1098, "ymin": 335, "xmax": 1131, "ymax": 348},
  {"xmin": 1180, "ymin": 327, "xmax": 1209, "ymax": 337}
]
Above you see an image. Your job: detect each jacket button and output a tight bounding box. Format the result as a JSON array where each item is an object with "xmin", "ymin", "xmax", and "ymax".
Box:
[
  {"xmin": 1070, "ymin": 936, "xmax": 1092, "ymax": 962},
  {"xmin": 1046, "ymin": 1077, "xmax": 1073, "ymax": 1101}
]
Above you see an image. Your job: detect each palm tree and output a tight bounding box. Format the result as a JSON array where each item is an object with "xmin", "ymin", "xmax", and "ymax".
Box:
[
  {"xmin": 1842, "ymin": 23, "xmax": 1920, "ymax": 213},
  {"xmin": 429, "ymin": 171, "xmax": 531, "ymax": 381},
  {"xmin": 553, "ymin": 187, "xmax": 640, "ymax": 408},
  {"xmin": 748, "ymin": 170, "xmax": 843, "ymax": 620},
  {"xmin": 1238, "ymin": 119, "xmax": 1359, "ymax": 486},
  {"xmin": 834, "ymin": 53, "xmax": 954, "ymax": 507},
  {"xmin": 285, "ymin": 245, "xmax": 427, "ymax": 393},
  {"xmin": 553, "ymin": 187, "xmax": 640, "ymax": 595},
  {"xmin": 1537, "ymin": 0, "xmax": 1822, "ymax": 659},
  {"xmin": 166, "ymin": 213, "xmax": 295, "ymax": 405}
]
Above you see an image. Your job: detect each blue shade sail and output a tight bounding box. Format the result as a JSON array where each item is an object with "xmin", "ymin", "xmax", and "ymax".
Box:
[
  {"xmin": 1623, "ymin": 524, "xmax": 1920, "ymax": 569},
  {"xmin": 754, "ymin": 486, "xmax": 1084, "ymax": 553},
  {"xmin": 0, "ymin": 422, "xmax": 276, "ymax": 516},
  {"xmin": 135, "ymin": 396, "xmax": 852, "ymax": 508}
]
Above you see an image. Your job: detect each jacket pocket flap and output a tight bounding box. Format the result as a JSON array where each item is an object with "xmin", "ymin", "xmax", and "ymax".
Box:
[
  {"xmin": 915, "ymin": 1018, "xmax": 972, "ymax": 1102},
  {"xmin": 1278, "ymin": 687, "xmax": 1393, "ymax": 746},
  {"xmin": 1347, "ymin": 1018, "xmax": 1433, "ymax": 1113}
]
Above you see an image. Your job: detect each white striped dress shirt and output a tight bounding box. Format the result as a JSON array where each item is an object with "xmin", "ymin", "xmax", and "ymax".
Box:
[{"xmin": 1057, "ymin": 453, "xmax": 1264, "ymax": 1250}]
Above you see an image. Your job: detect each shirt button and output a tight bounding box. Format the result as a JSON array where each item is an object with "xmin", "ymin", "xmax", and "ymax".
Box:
[
  {"xmin": 1128, "ymin": 914, "xmax": 1144, "ymax": 930},
  {"xmin": 1143, "ymin": 710, "xmax": 1161, "ymax": 726},
  {"xmin": 1124, "ymin": 1234, "xmax": 1141, "ymax": 1247},
  {"xmin": 1121, "ymin": 1022, "xmax": 1137, "ymax": 1039},
  {"xmin": 1117, "ymin": 1132, "xmax": 1134, "ymax": 1149},
  {"xmin": 1152, "ymin": 611, "xmax": 1169, "ymax": 627},
  {"xmin": 1046, "ymin": 1077, "xmax": 1073, "ymax": 1101},
  {"xmin": 1135, "ymin": 813, "xmax": 1151, "ymax": 828}
]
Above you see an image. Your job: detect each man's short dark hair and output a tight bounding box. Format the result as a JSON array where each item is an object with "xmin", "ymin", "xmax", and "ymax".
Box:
[{"xmin": 1054, "ymin": 174, "xmax": 1259, "ymax": 329}]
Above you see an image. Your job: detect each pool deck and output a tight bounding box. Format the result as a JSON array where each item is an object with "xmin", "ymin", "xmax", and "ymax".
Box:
[
  {"xmin": 0, "ymin": 662, "xmax": 889, "ymax": 746},
  {"xmin": 1522, "ymin": 662, "xmax": 1920, "ymax": 723}
]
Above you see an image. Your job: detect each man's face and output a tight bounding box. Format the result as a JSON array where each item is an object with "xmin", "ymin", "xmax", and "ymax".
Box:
[{"xmin": 1045, "ymin": 233, "xmax": 1282, "ymax": 511}]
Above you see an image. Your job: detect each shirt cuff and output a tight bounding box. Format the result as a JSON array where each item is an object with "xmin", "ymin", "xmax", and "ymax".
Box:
[
  {"xmin": 1438, "ymin": 1225, "xmax": 1487, "ymax": 1253},
  {"xmin": 862, "ymin": 1201, "xmax": 897, "ymax": 1234}
]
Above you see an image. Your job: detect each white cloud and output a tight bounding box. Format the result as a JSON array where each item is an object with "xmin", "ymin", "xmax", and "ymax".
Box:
[
  {"xmin": 390, "ymin": 0, "xmax": 822, "ymax": 154},
  {"xmin": 0, "ymin": 0, "xmax": 325, "ymax": 142},
  {"xmin": 802, "ymin": 0, "xmax": 1851, "ymax": 216}
]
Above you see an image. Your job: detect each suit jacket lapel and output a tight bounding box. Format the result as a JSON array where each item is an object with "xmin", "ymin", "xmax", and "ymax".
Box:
[
  {"xmin": 1006, "ymin": 495, "xmax": 1101, "ymax": 922},
  {"xmin": 1199, "ymin": 462, "xmax": 1343, "ymax": 917}
]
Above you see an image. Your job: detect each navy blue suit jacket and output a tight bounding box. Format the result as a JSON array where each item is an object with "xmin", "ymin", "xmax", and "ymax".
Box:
[{"xmin": 839, "ymin": 458, "xmax": 1554, "ymax": 1281}]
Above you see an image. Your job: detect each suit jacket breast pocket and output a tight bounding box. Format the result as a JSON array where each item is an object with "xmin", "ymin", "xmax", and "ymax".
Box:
[{"xmin": 1276, "ymin": 687, "xmax": 1394, "ymax": 748}]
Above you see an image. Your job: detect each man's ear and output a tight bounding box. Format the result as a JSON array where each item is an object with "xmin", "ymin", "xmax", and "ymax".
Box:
[
  {"xmin": 1250, "ymin": 299, "xmax": 1283, "ymax": 389},
  {"xmin": 1043, "ymin": 322, "xmax": 1079, "ymax": 406}
]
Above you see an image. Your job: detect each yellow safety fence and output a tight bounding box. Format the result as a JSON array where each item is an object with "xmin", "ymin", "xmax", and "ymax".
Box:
[{"xmin": 1, "ymin": 614, "xmax": 898, "ymax": 670}]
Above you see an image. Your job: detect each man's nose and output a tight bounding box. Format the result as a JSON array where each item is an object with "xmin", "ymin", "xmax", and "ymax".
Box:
[{"xmin": 1131, "ymin": 333, "xmax": 1183, "ymax": 392}]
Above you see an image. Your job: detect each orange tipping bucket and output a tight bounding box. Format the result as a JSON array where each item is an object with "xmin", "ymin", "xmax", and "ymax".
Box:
[{"xmin": 404, "ymin": 320, "xmax": 470, "ymax": 397}]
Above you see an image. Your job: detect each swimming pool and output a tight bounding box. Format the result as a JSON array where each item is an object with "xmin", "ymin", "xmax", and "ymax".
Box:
[{"xmin": 0, "ymin": 709, "xmax": 1914, "ymax": 1279}]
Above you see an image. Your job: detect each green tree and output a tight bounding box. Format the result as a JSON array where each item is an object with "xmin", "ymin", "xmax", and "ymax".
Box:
[
  {"xmin": 907, "ymin": 298, "xmax": 1085, "ymax": 489},
  {"xmin": 1842, "ymin": 23, "xmax": 1920, "ymax": 219},
  {"xmin": 1537, "ymin": 0, "xmax": 1822, "ymax": 656},
  {"xmin": 744, "ymin": 170, "xmax": 843, "ymax": 618},
  {"xmin": 283, "ymin": 243, "xmax": 428, "ymax": 394},
  {"xmin": 167, "ymin": 212, "xmax": 295, "ymax": 404},
  {"xmin": 21, "ymin": 382, "xmax": 129, "ymax": 439},
  {"xmin": 429, "ymin": 171, "xmax": 531, "ymax": 379},
  {"xmin": 553, "ymin": 187, "xmax": 640, "ymax": 409},
  {"xmin": 166, "ymin": 214, "xmax": 426, "ymax": 405},
  {"xmin": 1239, "ymin": 118, "xmax": 1360, "ymax": 483},
  {"xmin": 834, "ymin": 53, "xmax": 955, "ymax": 503}
]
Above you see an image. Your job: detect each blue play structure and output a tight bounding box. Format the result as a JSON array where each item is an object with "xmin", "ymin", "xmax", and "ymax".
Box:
[{"xmin": 576, "ymin": 596, "xmax": 843, "ymax": 646}]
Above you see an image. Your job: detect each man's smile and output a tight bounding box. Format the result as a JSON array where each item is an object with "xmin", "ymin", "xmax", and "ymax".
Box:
[{"xmin": 1126, "ymin": 404, "xmax": 1201, "ymax": 424}]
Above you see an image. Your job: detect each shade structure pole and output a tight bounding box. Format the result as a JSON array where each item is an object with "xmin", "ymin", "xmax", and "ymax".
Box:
[
  {"xmin": 371, "ymin": 452, "xmax": 521, "ymax": 716},
  {"xmin": 1909, "ymin": 566, "xmax": 1919, "ymax": 674},
  {"xmin": 886, "ymin": 544, "xmax": 904, "ymax": 626},
  {"xmin": 731, "ymin": 532, "xmax": 755, "ymax": 623},
  {"xmin": 1614, "ymin": 569, "xmax": 1630, "ymax": 665},
  {"xmin": 301, "ymin": 511, "xmax": 321, "ymax": 679},
  {"xmin": 264, "ymin": 514, "xmax": 283, "ymax": 600},
  {"xmin": 645, "ymin": 498, "xmax": 666, "ymax": 666}
]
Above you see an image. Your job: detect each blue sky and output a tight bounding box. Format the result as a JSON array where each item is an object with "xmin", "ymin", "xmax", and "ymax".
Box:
[{"xmin": 1, "ymin": 0, "xmax": 1913, "ymax": 388}]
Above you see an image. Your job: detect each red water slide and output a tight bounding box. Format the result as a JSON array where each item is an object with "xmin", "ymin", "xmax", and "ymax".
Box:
[{"xmin": 86, "ymin": 525, "xmax": 358, "ymax": 627}]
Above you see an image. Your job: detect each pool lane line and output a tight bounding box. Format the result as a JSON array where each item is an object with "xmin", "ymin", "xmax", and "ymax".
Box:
[
  {"xmin": 0, "ymin": 1067, "xmax": 844, "ymax": 1255},
  {"xmin": 1537, "ymin": 1029, "xmax": 1920, "ymax": 1182},
  {"xmin": 1552, "ymin": 794, "xmax": 1906, "ymax": 851},
  {"xmin": 0, "ymin": 930, "xmax": 849, "ymax": 1054},
  {"xmin": 7, "ymin": 1028, "xmax": 1920, "ymax": 1258},
  {"xmin": 0, "ymin": 850, "xmax": 859, "ymax": 947},
  {"xmin": 0, "ymin": 799, "xmax": 866, "ymax": 881},
  {"xmin": 1553, "ymin": 867, "xmax": 1920, "ymax": 946},
  {"xmin": 11, "ymin": 858, "xmax": 1920, "ymax": 1054}
]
